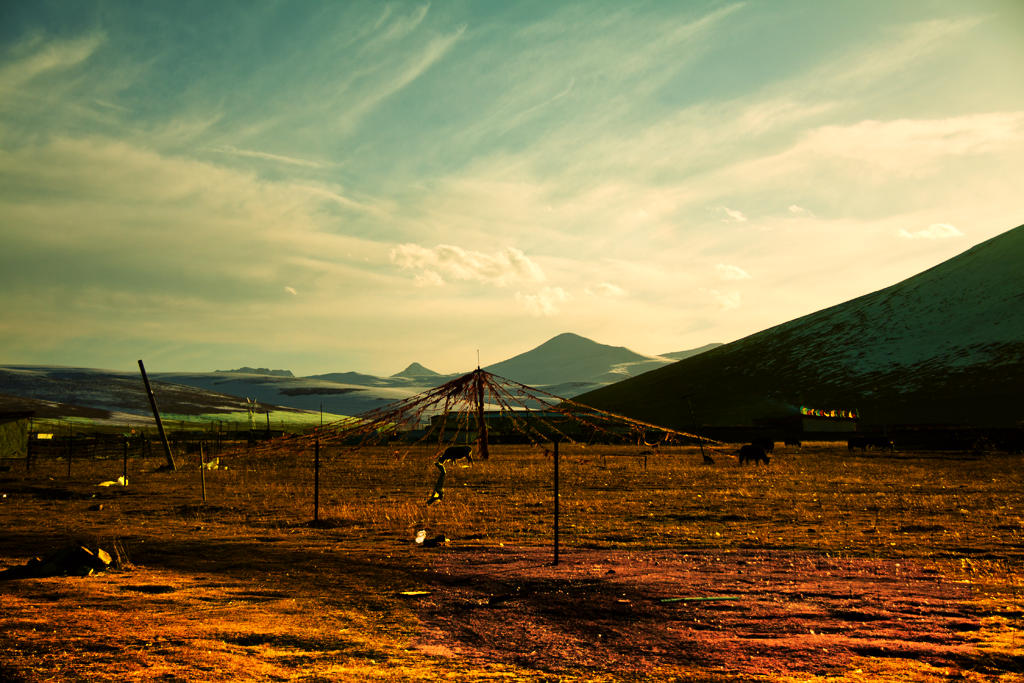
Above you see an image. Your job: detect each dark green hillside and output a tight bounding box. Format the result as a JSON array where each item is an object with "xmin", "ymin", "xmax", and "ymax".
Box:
[{"xmin": 579, "ymin": 225, "xmax": 1024, "ymax": 429}]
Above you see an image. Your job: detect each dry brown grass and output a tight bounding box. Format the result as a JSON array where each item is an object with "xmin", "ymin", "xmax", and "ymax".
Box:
[{"xmin": 0, "ymin": 442, "xmax": 1021, "ymax": 680}]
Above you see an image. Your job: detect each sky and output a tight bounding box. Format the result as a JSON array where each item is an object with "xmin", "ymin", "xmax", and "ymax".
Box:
[{"xmin": 1, "ymin": 1, "xmax": 1022, "ymax": 377}]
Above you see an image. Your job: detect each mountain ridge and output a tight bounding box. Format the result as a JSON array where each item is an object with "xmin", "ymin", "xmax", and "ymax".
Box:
[{"xmin": 578, "ymin": 224, "xmax": 1024, "ymax": 428}]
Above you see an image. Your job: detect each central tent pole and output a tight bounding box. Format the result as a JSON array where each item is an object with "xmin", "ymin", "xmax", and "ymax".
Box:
[{"xmin": 475, "ymin": 368, "xmax": 490, "ymax": 460}]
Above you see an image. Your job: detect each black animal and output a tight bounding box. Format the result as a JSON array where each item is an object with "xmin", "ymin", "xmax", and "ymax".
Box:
[
  {"xmin": 783, "ymin": 438, "xmax": 802, "ymax": 449},
  {"xmin": 752, "ymin": 437, "xmax": 775, "ymax": 453},
  {"xmin": 738, "ymin": 443, "xmax": 770, "ymax": 465},
  {"xmin": 847, "ymin": 436, "xmax": 894, "ymax": 453},
  {"xmin": 437, "ymin": 445, "xmax": 473, "ymax": 465}
]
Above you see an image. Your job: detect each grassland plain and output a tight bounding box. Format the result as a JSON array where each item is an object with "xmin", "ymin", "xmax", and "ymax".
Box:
[{"xmin": 0, "ymin": 442, "xmax": 1021, "ymax": 681}]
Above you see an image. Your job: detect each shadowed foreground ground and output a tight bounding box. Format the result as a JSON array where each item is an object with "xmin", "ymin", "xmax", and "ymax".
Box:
[{"xmin": 0, "ymin": 443, "xmax": 1021, "ymax": 680}]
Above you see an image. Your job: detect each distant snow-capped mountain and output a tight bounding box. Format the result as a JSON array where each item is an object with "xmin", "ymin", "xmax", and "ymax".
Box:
[
  {"xmin": 391, "ymin": 362, "xmax": 443, "ymax": 380},
  {"xmin": 0, "ymin": 337, "xmax": 720, "ymax": 420},
  {"xmin": 484, "ymin": 332, "xmax": 670, "ymax": 387}
]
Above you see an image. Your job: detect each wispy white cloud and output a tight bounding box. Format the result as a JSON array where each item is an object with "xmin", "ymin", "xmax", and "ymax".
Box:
[
  {"xmin": 790, "ymin": 114, "xmax": 1024, "ymax": 175},
  {"xmin": 0, "ymin": 33, "xmax": 104, "ymax": 93},
  {"xmin": 585, "ymin": 282, "xmax": 627, "ymax": 298},
  {"xmin": 284, "ymin": 286, "xmax": 298, "ymax": 296},
  {"xmin": 390, "ymin": 244, "xmax": 546, "ymax": 287},
  {"xmin": 706, "ymin": 289, "xmax": 741, "ymax": 311},
  {"xmin": 338, "ymin": 24, "xmax": 466, "ymax": 132},
  {"xmin": 721, "ymin": 207, "xmax": 747, "ymax": 222},
  {"xmin": 211, "ymin": 145, "xmax": 329, "ymax": 169},
  {"xmin": 788, "ymin": 204, "xmax": 813, "ymax": 216},
  {"xmin": 715, "ymin": 264, "xmax": 751, "ymax": 281},
  {"xmin": 819, "ymin": 16, "xmax": 985, "ymax": 93},
  {"xmin": 898, "ymin": 223, "xmax": 964, "ymax": 240},
  {"xmin": 413, "ymin": 270, "xmax": 444, "ymax": 288},
  {"xmin": 516, "ymin": 287, "xmax": 570, "ymax": 317},
  {"xmin": 371, "ymin": 3, "xmax": 431, "ymax": 45}
]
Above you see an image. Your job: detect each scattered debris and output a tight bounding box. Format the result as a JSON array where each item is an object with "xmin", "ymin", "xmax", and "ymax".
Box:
[
  {"xmin": 0, "ymin": 544, "xmax": 115, "ymax": 580},
  {"xmin": 399, "ymin": 590, "xmax": 431, "ymax": 597},
  {"xmin": 202, "ymin": 457, "xmax": 220, "ymax": 471},
  {"xmin": 414, "ymin": 529, "xmax": 449, "ymax": 548},
  {"xmin": 98, "ymin": 476, "xmax": 128, "ymax": 487}
]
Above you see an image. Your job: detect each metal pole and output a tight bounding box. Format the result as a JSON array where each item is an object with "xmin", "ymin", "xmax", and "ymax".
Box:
[
  {"xmin": 553, "ymin": 438, "xmax": 560, "ymax": 566},
  {"xmin": 199, "ymin": 443, "xmax": 207, "ymax": 504},
  {"xmin": 314, "ymin": 434, "xmax": 320, "ymax": 522},
  {"xmin": 687, "ymin": 396, "xmax": 709, "ymax": 463},
  {"xmin": 138, "ymin": 359, "xmax": 176, "ymax": 470}
]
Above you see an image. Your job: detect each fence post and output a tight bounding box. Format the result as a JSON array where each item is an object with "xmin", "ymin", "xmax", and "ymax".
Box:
[
  {"xmin": 123, "ymin": 436, "xmax": 129, "ymax": 483},
  {"xmin": 200, "ymin": 443, "xmax": 207, "ymax": 504},
  {"xmin": 313, "ymin": 434, "xmax": 320, "ymax": 522},
  {"xmin": 67, "ymin": 427, "xmax": 73, "ymax": 478},
  {"xmin": 553, "ymin": 438, "xmax": 560, "ymax": 567}
]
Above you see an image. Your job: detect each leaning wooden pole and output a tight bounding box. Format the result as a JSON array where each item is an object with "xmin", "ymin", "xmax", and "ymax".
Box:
[
  {"xmin": 138, "ymin": 359, "xmax": 176, "ymax": 471},
  {"xmin": 475, "ymin": 369, "xmax": 490, "ymax": 460}
]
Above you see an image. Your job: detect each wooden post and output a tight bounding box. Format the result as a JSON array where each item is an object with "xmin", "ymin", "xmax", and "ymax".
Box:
[
  {"xmin": 67, "ymin": 426, "xmax": 73, "ymax": 478},
  {"xmin": 122, "ymin": 436, "xmax": 128, "ymax": 483},
  {"xmin": 138, "ymin": 360, "xmax": 176, "ymax": 471},
  {"xmin": 199, "ymin": 443, "xmax": 207, "ymax": 504},
  {"xmin": 475, "ymin": 369, "xmax": 490, "ymax": 460},
  {"xmin": 553, "ymin": 438, "xmax": 560, "ymax": 566},
  {"xmin": 25, "ymin": 424, "xmax": 32, "ymax": 474},
  {"xmin": 313, "ymin": 434, "xmax": 320, "ymax": 523},
  {"xmin": 687, "ymin": 396, "xmax": 708, "ymax": 464}
]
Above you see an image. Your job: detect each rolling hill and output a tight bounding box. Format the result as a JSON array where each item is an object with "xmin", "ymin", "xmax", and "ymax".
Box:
[
  {"xmin": 578, "ymin": 224, "xmax": 1024, "ymax": 429},
  {"xmin": 0, "ymin": 365, "xmax": 315, "ymax": 426},
  {"xmin": 0, "ymin": 335, "xmax": 720, "ymax": 421}
]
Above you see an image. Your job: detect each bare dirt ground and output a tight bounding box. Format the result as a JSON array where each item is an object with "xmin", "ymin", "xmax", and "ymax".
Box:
[{"xmin": 0, "ymin": 442, "xmax": 1021, "ymax": 681}]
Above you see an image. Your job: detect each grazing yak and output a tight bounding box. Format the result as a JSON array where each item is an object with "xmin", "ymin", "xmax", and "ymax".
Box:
[
  {"xmin": 738, "ymin": 443, "xmax": 770, "ymax": 465},
  {"xmin": 847, "ymin": 436, "xmax": 895, "ymax": 453},
  {"xmin": 437, "ymin": 445, "xmax": 473, "ymax": 465},
  {"xmin": 752, "ymin": 437, "xmax": 775, "ymax": 453}
]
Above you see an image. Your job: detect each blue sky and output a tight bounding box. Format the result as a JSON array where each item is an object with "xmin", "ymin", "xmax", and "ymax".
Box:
[{"xmin": 1, "ymin": 1, "xmax": 1022, "ymax": 375}]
